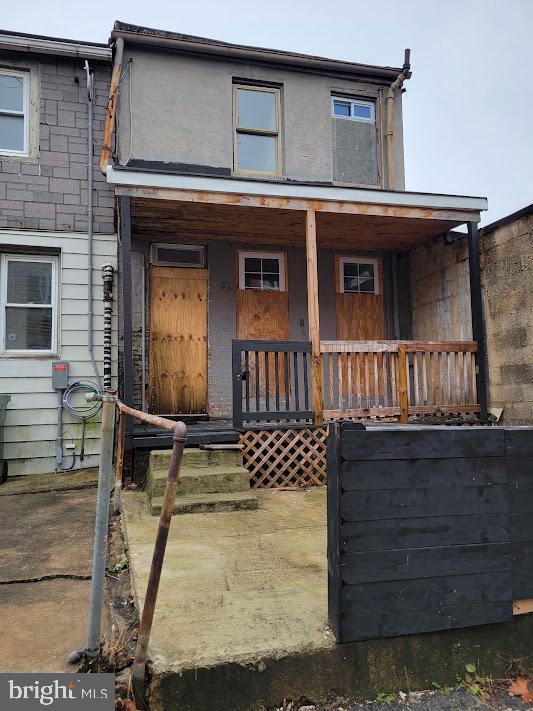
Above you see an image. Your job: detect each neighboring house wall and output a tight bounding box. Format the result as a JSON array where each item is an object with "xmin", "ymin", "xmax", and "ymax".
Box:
[
  {"xmin": 481, "ymin": 211, "xmax": 533, "ymax": 424},
  {"xmin": 0, "ymin": 50, "xmax": 117, "ymax": 475},
  {"xmin": 409, "ymin": 237, "xmax": 472, "ymax": 342},
  {"xmin": 116, "ymin": 48, "xmax": 405, "ymax": 189}
]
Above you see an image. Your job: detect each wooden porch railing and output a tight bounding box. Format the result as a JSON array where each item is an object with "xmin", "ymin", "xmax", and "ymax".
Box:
[
  {"xmin": 321, "ymin": 340, "xmax": 479, "ymax": 421},
  {"xmin": 232, "ymin": 340, "xmax": 313, "ymax": 429}
]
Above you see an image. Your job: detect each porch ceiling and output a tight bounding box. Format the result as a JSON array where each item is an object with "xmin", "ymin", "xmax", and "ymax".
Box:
[{"xmin": 130, "ymin": 197, "xmax": 466, "ymax": 252}]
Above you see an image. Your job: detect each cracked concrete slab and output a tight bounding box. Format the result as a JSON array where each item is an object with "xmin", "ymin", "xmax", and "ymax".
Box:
[{"xmin": 0, "ymin": 483, "xmax": 97, "ymax": 672}]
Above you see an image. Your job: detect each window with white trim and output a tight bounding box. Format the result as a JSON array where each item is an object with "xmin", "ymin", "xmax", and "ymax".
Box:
[
  {"xmin": 1, "ymin": 255, "xmax": 58, "ymax": 354},
  {"xmin": 0, "ymin": 69, "xmax": 29, "ymax": 156},
  {"xmin": 238, "ymin": 251, "xmax": 286, "ymax": 292},
  {"xmin": 332, "ymin": 96, "xmax": 374, "ymax": 123},
  {"xmin": 233, "ymin": 84, "xmax": 281, "ymax": 176},
  {"xmin": 339, "ymin": 257, "xmax": 379, "ymax": 294}
]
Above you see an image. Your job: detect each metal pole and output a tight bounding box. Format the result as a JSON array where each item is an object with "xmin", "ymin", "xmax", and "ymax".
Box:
[
  {"xmin": 467, "ymin": 221, "xmax": 489, "ymax": 421},
  {"xmin": 132, "ymin": 421, "xmax": 187, "ymax": 707},
  {"xmin": 85, "ymin": 393, "xmax": 116, "ymax": 657}
]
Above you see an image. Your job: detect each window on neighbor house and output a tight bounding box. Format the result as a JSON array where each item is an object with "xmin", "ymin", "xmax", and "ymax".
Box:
[
  {"xmin": 339, "ymin": 257, "xmax": 378, "ymax": 294},
  {"xmin": 1, "ymin": 255, "xmax": 58, "ymax": 354},
  {"xmin": 332, "ymin": 97, "xmax": 374, "ymax": 124},
  {"xmin": 0, "ymin": 69, "xmax": 29, "ymax": 155},
  {"xmin": 233, "ymin": 85, "xmax": 281, "ymax": 176},
  {"xmin": 239, "ymin": 251, "xmax": 286, "ymax": 291}
]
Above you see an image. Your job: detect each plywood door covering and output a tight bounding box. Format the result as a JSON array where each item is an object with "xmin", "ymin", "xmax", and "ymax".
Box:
[
  {"xmin": 149, "ymin": 266, "xmax": 207, "ymax": 415},
  {"xmin": 236, "ymin": 254, "xmax": 289, "ymax": 396}
]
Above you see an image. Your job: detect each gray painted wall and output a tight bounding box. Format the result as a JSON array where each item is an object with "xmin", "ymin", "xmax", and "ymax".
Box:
[
  {"xmin": 117, "ymin": 48, "xmax": 405, "ymax": 189},
  {"xmin": 130, "ymin": 238, "xmax": 385, "ymax": 417},
  {"xmin": 0, "ymin": 52, "xmax": 114, "ymax": 233}
]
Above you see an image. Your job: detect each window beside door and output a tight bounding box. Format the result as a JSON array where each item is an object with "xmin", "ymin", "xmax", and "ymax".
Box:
[
  {"xmin": 233, "ymin": 84, "xmax": 281, "ymax": 177},
  {"xmin": 0, "ymin": 254, "xmax": 58, "ymax": 354},
  {"xmin": 238, "ymin": 251, "xmax": 286, "ymax": 292}
]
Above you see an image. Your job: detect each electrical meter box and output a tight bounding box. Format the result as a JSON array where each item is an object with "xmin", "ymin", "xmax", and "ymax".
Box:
[{"xmin": 52, "ymin": 360, "xmax": 69, "ymax": 390}]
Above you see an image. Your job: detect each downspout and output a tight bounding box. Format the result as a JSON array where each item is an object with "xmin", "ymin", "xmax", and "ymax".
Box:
[
  {"xmin": 386, "ymin": 49, "xmax": 411, "ymax": 189},
  {"xmin": 85, "ymin": 61, "xmax": 101, "ymax": 391},
  {"xmin": 102, "ymin": 263, "xmax": 115, "ymax": 390}
]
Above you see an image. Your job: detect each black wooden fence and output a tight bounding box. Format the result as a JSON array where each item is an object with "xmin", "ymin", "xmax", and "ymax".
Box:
[
  {"xmin": 328, "ymin": 423, "xmax": 533, "ymax": 643},
  {"xmin": 232, "ymin": 340, "xmax": 313, "ymax": 429}
]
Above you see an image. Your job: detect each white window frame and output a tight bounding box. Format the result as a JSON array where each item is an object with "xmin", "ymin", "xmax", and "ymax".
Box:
[
  {"xmin": 150, "ymin": 243, "xmax": 206, "ymax": 268},
  {"xmin": 0, "ymin": 254, "xmax": 59, "ymax": 356},
  {"xmin": 0, "ymin": 68, "xmax": 30, "ymax": 157},
  {"xmin": 339, "ymin": 256, "xmax": 379, "ymax": 295},
  {"xmin": 233, "ymin": 84, "xmax": 282, "ymax": 177},
  {"xmin": 331, "ymin": 96, "xmax": 375, "ymax": 124},
  {"xmin": 238, "ymin": 250, "xmax": 286, "ymax": 292}
]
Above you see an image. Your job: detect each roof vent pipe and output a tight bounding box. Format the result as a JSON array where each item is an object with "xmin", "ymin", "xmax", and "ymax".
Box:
[{"xmin": 386, "ymin": 48, "xmax": 411, "ymax": 190}]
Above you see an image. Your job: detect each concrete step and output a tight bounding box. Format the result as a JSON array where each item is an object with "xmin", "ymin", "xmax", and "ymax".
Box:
[
  {"xmin": 149, "ymin": 447, "xmax": 244, "ymax": 472},
  {"xmin": 150, "ymin": 491, "xmax": 259, "ymax": 516},
  {"xmin": 148, "ymin": 466, "xmax": 251, "ymax": 498}
]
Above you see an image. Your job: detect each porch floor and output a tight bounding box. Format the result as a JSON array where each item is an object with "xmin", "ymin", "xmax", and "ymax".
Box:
[{"xmin": 121, "ymin": 487, "xmax": 330, "ymax": 673}]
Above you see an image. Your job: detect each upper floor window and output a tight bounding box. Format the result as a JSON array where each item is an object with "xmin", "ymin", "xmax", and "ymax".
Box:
[
  {"xmin": 233, "ymin": 85, "xmax": 281, "ymax": 177},
  {"xmin": 0, "ymin": 69, "xmax": 29, "ymax": 156},
  {"xmin": 332, "ymin": 96, "xmax": 374, "ymax": 124},
  {"xmin": 1, "ymin": 254, "xmax": 58, "ymax": 355}
]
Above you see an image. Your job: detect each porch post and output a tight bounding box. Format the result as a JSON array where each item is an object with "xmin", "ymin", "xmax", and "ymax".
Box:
[
  {"xmin": 306, "ymin": 209, "xmax": 323, "ymax": 425},
  {"xmin": 119, "ymin": 195, "xmax": 135, "ymax": 454},
  {"xmin": 467, "ymin": 220, "xmax": 489, "ymax": 421}
]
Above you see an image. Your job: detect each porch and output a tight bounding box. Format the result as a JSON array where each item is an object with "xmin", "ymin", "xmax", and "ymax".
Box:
[{"xmin": 112, "ymin": 169, "xmax": 488, "ymax": 456}]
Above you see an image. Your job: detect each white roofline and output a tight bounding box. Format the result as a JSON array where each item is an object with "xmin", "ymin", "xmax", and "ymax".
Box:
[
  {"xmin": 106, "ymin": 167, "xmax": 488, "ymax": 212},
  {"xmin": 0, "ymin": 34, "xmax": 111, "ymax": 61}
]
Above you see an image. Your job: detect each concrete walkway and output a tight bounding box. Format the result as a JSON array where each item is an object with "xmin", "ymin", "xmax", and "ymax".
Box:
[
  {"xmin": 122, "ymin": 487, "xmax": 331, "ymax": 673},
  {"xmin": 0, "ymin": 473, "xmax": 98, "ymax": 672}
]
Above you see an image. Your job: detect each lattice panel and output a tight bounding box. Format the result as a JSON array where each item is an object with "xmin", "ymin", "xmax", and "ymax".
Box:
[{"xmin": 241, "ymin": 427, "xmax": 328, "ymax": 489}]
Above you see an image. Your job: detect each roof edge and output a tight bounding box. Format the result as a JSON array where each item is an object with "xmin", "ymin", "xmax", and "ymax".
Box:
[
  {"xmin": 481, "ymin": 203, "xmax": 533, "ymax": 236},
  {"xmin": 111, "ymin": 21, "xmax": 402, "ymax": 80},
  {"xmin": 0, "ymin": 28, "xmax": 111, "ymax": 60}
]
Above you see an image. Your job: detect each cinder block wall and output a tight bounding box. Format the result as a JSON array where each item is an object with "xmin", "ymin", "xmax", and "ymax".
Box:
[
  {"xmin": 481, "ymin": 212, "xmax": 533, "ymax": 424},
  {"xmin": 408, "ymin": 237, "xmax": 473, "ymax": 342},
  {"xmin": 0, "ymin": 54, "xmax": 114, "ymax": 233}
]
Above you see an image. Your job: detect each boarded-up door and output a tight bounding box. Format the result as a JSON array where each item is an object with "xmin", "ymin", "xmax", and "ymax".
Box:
[
  {"xmin": 335, "ymin": 255, "xmax": 385, "ymax": 340},
  {"xmin": 149, "ymin": 266, "xmax": 207, "ymax": 415}
]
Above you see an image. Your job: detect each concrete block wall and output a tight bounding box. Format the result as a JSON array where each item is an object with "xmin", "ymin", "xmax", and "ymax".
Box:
[
  {"xmin": 481, "ymin": 212, "xmax": 533, "ymax": 424},
  {"xmin": 0, "ymin": 53, "xmax": 114, "ymax": 233}
]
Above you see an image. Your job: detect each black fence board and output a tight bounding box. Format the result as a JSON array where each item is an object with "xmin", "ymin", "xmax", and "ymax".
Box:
[
  {"xmin": 340, "ymin": 428, "xmax": 505, "ymax": 462},
  {"xmin": 510, "ymin": 513, "xmax": 533, "ymax": 543},
  {"xmin": 341, "ymin": 514, "xmax": 509, "ymax": 553},
  {"xmin": 340, "ymin": 485, "xmax": 508, "ymax": 522},
  {"xmin": 506, "ymin": 456, "xmax": 533, "ymax": 486},
  {"xmin": 505, "ymin": 428, "xmax": 533, "ymax": 457},
  {"xmin": 328, "ymin": 423, "xmax": 518, "ymax": 644},
  {"xmin": 341, "ymin": 457, "xmax": 506, "ymax": 490}
]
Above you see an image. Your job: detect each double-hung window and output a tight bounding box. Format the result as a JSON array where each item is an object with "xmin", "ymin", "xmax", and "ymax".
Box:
[
  {"xmin": 0, "ymin": 69, "xmax": 29, "ymax": 156},
  {"xmin": 233, "ymin": 84, "xmax": 281, "ymax": 176},
  {"xmin": 1, "ymin": 255, "xmax": 58, "ymax": 354}
]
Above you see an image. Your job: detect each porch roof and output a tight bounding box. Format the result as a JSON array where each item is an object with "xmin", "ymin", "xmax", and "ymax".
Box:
[{"xmin": 109, "ymin": 167, "xmax": 487, "ymax": 252}]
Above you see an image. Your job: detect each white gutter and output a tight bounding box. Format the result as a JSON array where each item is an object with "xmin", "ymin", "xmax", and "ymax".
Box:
[
  {"xmin": 0, "ymin": 34, "xmax": 111, "ymax": 61},
  {"xmin": 107, "ymin": 166, "xmax": 488, "ymax": 212}
]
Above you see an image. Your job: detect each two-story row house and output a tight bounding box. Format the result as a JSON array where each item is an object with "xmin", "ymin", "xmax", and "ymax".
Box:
[
  {"xmin": 101, "ymin": 22, "xmax": 488, "ymax": 474},
  {"xmin": 0, "ymin": 30, "xmax": 117, "ymax": 476}
]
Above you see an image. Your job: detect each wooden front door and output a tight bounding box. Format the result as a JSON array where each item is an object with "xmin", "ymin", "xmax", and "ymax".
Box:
[
  {"xmin": 149, "ymin": 266, "xmax": 208, "ymax": 415},
  {"xmin": 335, "ymin": 255, "xmax": 385, "ymax": 340}
]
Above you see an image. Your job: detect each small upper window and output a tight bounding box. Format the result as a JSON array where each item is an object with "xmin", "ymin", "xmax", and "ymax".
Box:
[
  {"xmin": 1, "ymin": 255, "xmax": 58, "ymax": 354},
  {"xmin": 332, "ymin": 97, "xmax": 374, "ymax": 124},
  {"xmin": 339, "ymin": 257, "xmax": 379, "ymax": 294},
  {"xmin": 238, "ymin": 251, "xmax": 286, "ymax": 291},
  {"xmin": 0, "ymin": 69, "xmax": 28, "ymax": 155},
  {"xmin": 233, "ymin": 85, "xmax": 281, "ymax": 176}
]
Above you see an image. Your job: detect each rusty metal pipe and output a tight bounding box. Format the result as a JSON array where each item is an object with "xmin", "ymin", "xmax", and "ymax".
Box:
[
  {"xmin": 386, "ymin": 49, "xmax": 411, "ymax": 189},
  {"xmin": 132, "ymin": 421, "xmax": 187, "ymax": 707},
  {"xmin": 116, "ymin": 399, "xmax": 178, "ymax": 431}
]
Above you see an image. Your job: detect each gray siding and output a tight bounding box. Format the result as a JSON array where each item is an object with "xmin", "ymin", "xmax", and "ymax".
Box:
[
  {"xmin": 117, "ymin": 48, "xmax": 405, "ymax": 189},
  {"xmin": 0, "ymin": 53, "xmax": 114, "ymax": 233}
]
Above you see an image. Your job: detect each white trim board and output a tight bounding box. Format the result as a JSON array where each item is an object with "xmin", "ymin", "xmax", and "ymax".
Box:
[{"xmin": 107, "ymin": 167, "xmax": 488, "ymax": 213}]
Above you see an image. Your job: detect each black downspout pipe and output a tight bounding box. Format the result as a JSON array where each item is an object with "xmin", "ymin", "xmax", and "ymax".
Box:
[
  {"xmin": 120, "ymin": 196, "xmax": 134, "ymax": 457},
  {"xmin": 467, "ymin": 221, "xmax": 489, "ymax": 421}
]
